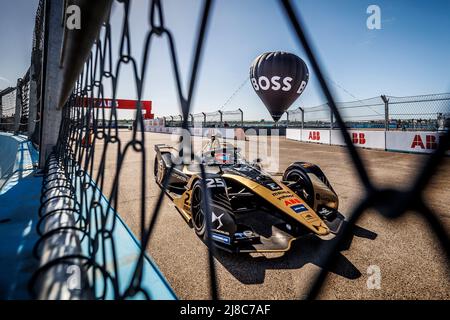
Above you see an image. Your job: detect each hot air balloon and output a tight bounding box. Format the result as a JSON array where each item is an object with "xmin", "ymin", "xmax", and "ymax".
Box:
[{"xmin": 249, "ymin": 52, "xmax": 309, "ymax": 122}]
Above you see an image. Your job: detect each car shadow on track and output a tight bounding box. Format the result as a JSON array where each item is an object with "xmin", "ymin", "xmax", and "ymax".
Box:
[{"xmin": 211, "ymin": 224, "xmax": 377, "ymax": 285}]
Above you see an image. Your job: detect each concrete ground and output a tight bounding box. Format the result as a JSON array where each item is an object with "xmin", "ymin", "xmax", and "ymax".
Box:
[
  {"xmin": 0, "ymin": 134, "xmax": 41, "ymax": 299},
  {"xmin": 93, "ymin": 130, "xmax": 449, "ymax": 300}
]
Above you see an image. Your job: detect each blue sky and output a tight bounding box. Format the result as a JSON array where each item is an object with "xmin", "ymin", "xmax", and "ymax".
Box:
[
  {"xmin": 1, "ymin": 0, "xmax": 450, "ymax": 120},
  {"xmin": 0, "ymin": 0, "xmax": 38, "ymax": 89}
]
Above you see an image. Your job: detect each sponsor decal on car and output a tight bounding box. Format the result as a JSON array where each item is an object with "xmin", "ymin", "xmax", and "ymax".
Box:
[
  {"xmin": 172, "ymin": 172, "xmax": 188, "ymax": 183},
  {"xmin": 272, "ymin": 190, "xmax": 290, "ymax": 197},
  {"xmin": 206, "ymin": 178, "xmax": 225, "ymax": 188},
  {"xmin": 291, "ymin": 204, "xmax": 308, "ymax": 214},
  {"xmin": 211, "ymin": 233, "xmax": 231, "ymax": 244},
  {"xmin": 234, "ymin": 230, "xmax": 255, "ymax": 240},
  {"xmin": 265, "ymin": 182, "xmax": 282, "ymax": 191},
  {"xmin": 277, "ymin": 194, "xmax": 293, "ymax": 200},
  {"xmin": 302, "ymin": 213, "xmax": 315, "ymax": 221},
  {"xmin": 212, "ymin": 211, "xmax": 224, "ymax": 229},
  {"xmin": 213, "ymin": 229, "xmax": 230, "ymax": 235},
  {"xmin": 284, "ymin": 198, "xmax": 301, "ymax": 206}
]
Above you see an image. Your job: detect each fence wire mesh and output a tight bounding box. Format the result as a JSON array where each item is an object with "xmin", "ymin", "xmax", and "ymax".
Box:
[
  {"xmin": 222, "ymin": 109, "xmax": 243, "ymax": 126},
  {"xmin": 166, "ymin": 108, "xmax": 243, "ymax": 127},
  {"xmin": 0, "ymin": 88, "xmax": 17, "ymax": 130},
  {"xmin": 287, "ymin": 94, "xmax": 450, "ymax": 130},
  {"xmin": 0, "ymin": 70, "xmax": 31, "ymax": 133},
  {"xmin": 191, "ymin": 112, "xmax": 205, "ymax": 126},
  {"xmin": 29, "ymin": 0, "xmax": 449, "ymax": 300},
  {"xmin": 388, "ymin": 93, "xmax": 450, "ymax": 131}
]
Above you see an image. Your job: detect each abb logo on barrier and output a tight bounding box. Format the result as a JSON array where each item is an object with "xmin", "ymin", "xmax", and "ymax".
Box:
[
  {"xmin": 410, "ymin": 134, "xmax": 437, "ymax": 150},
  {"xmin": 308, "ymin": 131, "xmax": 321, "ymax": 141},
  {"xmin": 352, "ymin": 132, "xmax": 366, "ymax": 145}
]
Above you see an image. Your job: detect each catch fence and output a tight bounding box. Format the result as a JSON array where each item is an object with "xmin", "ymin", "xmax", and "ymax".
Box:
[
  {"xmin": 164, "ymin": 108, "xmax": 243, "ymax": 127},
  {"xmin": 287, "ymin": 94, "xmax": 450, "ymax": 131},
  {"xmin": 160, "ymin": 94, "xmax": 450, "ymax": 131},
  {"xmin": 0, "ymin": 70, "xmax": 31, "ymax": 133}
]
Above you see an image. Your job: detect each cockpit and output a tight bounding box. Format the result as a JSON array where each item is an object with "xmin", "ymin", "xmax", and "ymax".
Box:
[{"xmin": 200, "ymin": 135, "xmax": 243, "ymax": 165}]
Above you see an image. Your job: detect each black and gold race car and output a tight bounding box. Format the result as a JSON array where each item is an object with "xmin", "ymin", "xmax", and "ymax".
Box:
[{"xmin": 154, "ymin": 136, "xmax": 344, "ymax": 253}]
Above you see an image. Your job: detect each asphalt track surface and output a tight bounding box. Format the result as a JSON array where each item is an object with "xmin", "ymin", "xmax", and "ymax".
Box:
[{"xmin": 93, "ymin": 130, "xmax": 449, "ymax": 299}]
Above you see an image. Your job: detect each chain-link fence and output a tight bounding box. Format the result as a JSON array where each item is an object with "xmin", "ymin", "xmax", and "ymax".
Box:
[
  {"xmin": 161, "ymin": 94, "xmax": 450, "ymax": 131},
  {"xmin": 0, "ymin": 0, "xmax": 43, "ymax": 141},
  {"xmin": 27, "ymin": 0, "xmax": 45, "ymax": 145},
  {"xmin": 164, "ymin": 108, "xmax": 243, "ymax": 127},
  {"xmin": 191, "ymin": 112, "xmax": 205, "ymax": 126},
  {"xmin": 204, "ymin": 111, "xmax": 221, "ymax": 127},
  {"xmin": 287, "ymin": 94, "xmax": 450, "ymax": 131},
  {"xmin": 164, "ymin": 115, "xmax": 183, "ymax": 127},
  {"xmin": 388, "ymin": 93, "xmax": 450, "ymax": 131},
  {"xmin": 0, "ymin": 70, "xmax": 31, "ymax": 133},
  {"xmin": 0, "ymin": 87, "xmax": 17, "ymax": 131},
  {"xmin": 222, "ymin": 108, "xmax": 243, "ymax": 126},
  {"xmin": 304, "ymin": 103, "xmax": 333, "ymax": 128},
  {"xmin": 26, "ymin": 0, "xmax": 449, "ymax": 301}
]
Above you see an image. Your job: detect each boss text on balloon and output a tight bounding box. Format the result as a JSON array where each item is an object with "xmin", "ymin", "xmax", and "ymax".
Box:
[{"xmin": 251, "ymin": 76, "xmax": 307, "ymax": 94}]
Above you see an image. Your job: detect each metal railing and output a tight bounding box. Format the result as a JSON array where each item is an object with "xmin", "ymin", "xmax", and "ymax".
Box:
[
  {"xmin": 0, "ymin": 69, "xmax": 32, "ymax": 134},
  {"xmin": 287, "ymin": 94, "xmax": 450, "ymax": 131},
  {"xmin": 160, "ymin": 93, "xmax": 450, "ymax": 132},
  {"xmin": 163, "ymin": 108, "xmax": 243, "ymax": 127}
]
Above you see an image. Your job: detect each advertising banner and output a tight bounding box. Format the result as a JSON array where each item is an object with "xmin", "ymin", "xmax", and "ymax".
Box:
[
  {"xmin": 331, "ymin": 130, "xmax": 385, "ymax": 150},
  {"xmin": 386, "ymin": 131, "xmax": 448, "ymax": 154},
  {"xmin": 301, "ymin": 129, "xmax": 330, "ymax": 144}
]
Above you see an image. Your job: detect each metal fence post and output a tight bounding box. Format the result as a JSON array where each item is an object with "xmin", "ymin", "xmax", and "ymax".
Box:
[
  {"xmin": 300, "ymin": 107, "xmax": 304, "ymax": 130},
  {"xmin": 238, "ymin": 108, "xmax": 243, "ymax": 127},
  {"xmin": 286, "ymin": 110, "xmax": 290, "ymax": 126},
  {"xmin": 381, "ymin": 95, "xmax": 389, "ymax": 131},
  {"xmin": 189, "ymin": 113, "xmax": 194, "ymax": 127},
  {"xmin": 28, "ymin": 63, "xmax": 38, "ymax": 139},
  {"xmin": 13, "ymin": 79, "xmax": 22, "ymax": 134},
  {"xmin": 202, "ymin": 112, "xmax": 206, "ymax": 127},
  {"xmin": 218, "ymin": 110, "xmax": 223, "ymax": 127},
  {"xmin": 330, "ymin": 106, "xmax": 334, "ymax": 130},
  {"xmin": 38, "ymin": 0, "xmax": 65, "ymax": 168}
]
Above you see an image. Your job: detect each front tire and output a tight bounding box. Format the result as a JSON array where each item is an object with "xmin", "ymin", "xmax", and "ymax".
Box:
[
  {"xmin": 154, "ymin": 155, "xmax": 166, "ymax": 186},
  {"xmin": 191, "ymin": 180, "xmax": 206, "ymax": 238},
  {"xmin": 283, "ymin": 167, "xmax": 315, "ymax": 208}
]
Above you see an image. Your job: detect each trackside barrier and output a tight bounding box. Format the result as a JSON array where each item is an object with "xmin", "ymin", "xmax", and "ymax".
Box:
[
  {"xmin": 386, "ymin": 131, "xmax": 448, "ymax": 154},
  {"xmin": 331, "ymin": 130, "xmax": 386, "ymax": 150},
  {"xmin": 286, "ymin": 128, "xmax": 448, "ymax": 155},
  {"xmin": 286, "ymin": 128, "xmax": 301, "ymax": 141},
  {"xmin": 301, "ymin": 129, "xmax": 331, "ymax": 144},
  {"xmin": 142, "ymin": 121, "xmax": 246, "ymax": 140}
]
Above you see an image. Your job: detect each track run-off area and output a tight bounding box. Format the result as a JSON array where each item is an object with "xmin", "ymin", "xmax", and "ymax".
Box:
[{"xmin": 93, "ymin": 130, "xmax": 449, "ymax": 299}]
